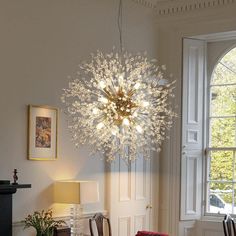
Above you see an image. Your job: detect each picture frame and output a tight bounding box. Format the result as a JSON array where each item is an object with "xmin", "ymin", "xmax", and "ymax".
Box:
[{"xmin": 28, "ymin": 105, "xmax": 58, "ymax": 160}]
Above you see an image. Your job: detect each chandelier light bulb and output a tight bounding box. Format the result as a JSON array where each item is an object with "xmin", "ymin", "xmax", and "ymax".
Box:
[
  {"xmin": 136, "ymin": 125, "xmax": 143, "ymax": 134},
  {"xmin": 111, "ymin": 127, "xmax": 119, "ymax": 136},
  {"xmin": 141, "ymin": 101, "xmax": 149, "ymax": 107},
  {"xmin": 132, "ymin": 111, "xmax": 138, "ymax": 117},
  {"xmin": 61, "ymin": 50, "xmax": 176, "ymax": 162},
  {"xmin": 122, "ymin": 118, "xmax": 130, "ymax": 126},
  {"xmin": 98, "ymin": 97, "xmax": 109, "ymax": 104},
  {"xmin": 134, "ymin": 82, "xmax": 141, "ymax": 90},
  {"xmin": 118, "ymin": 74, "xmax": 124, "ymax": 81},
  {"xmin": 99, "ymin": 81, "xmax": 106, "ymax": 89},
  {"xmin": 96, "ymin": 122, "xmax": 104, "ymax": 130},
  {"xmin": 92, "ymin": 108, "xmax": 99, "ymax": 114}
]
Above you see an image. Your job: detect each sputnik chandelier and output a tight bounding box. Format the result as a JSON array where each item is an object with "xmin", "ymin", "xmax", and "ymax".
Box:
[{"xmin": 61, "ymin": 0, "xmax": 176, "ymax": 162}]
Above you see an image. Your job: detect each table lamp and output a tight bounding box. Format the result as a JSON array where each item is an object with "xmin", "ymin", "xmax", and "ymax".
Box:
[{"xmin": 54, "ymin": 180, "xmax": 99, "ymax": 236}]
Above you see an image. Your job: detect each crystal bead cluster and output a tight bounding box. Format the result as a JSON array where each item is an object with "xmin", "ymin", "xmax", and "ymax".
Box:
[{"xmin": 61, "ymin": 50, "xmax": 176, "ymax": 162}]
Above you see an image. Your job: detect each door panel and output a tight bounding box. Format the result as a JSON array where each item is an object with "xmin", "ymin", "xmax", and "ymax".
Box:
[{"xmin": 108, "ymin": 157, "xmax": 152, "ymax": 236}]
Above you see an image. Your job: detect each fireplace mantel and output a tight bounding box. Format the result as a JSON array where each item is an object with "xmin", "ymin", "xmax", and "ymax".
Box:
[{"xmin": 0, "ymin": 180, "xmax": 31, "ymax": 236}]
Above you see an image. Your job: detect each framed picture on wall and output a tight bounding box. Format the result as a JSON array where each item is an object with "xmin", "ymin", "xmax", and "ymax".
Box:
[{"xmin": 28, "ymin": 105, "xmax": 58, "ymax": 160}]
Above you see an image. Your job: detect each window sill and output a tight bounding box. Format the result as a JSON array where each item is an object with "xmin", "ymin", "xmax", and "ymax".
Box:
[{"xmin": 200, "ymin": 214, "xmax": 226, "ymax": 223}]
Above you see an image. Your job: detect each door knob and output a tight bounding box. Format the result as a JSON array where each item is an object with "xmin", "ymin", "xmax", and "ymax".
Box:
[{"xmin": 146, "ymin": 204, "xmax": 153, "ymax": 209}]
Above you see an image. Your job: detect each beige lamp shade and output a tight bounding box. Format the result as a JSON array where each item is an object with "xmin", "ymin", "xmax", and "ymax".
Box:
[{"xmin": 54, "ymin": 181, "xmax": 99, "ymax": 204}]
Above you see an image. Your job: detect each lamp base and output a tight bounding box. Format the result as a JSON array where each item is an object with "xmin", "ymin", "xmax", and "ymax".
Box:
[{"xmin": 70, "ymin": 205, "xmax": 84, "ymax": 236}]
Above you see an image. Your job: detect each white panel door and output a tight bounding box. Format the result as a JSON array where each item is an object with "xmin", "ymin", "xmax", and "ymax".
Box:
[{"xmin": 108, "ymin": 157, "xmax": 152, "ymax": 236}]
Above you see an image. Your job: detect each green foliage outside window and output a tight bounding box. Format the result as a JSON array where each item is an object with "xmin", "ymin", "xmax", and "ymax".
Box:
[{"xmin": 209, "ymin": 47, "xmax": 236, "ymax": 204}]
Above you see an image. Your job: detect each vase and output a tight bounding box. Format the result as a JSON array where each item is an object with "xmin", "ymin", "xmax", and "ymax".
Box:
[
  {"xmin": 36, "ymin": 233, "xmax": 53, "ymax": 236},
  {"xmin": 36, "ymin": 229, "xmax": 53, "ymax": 236}
]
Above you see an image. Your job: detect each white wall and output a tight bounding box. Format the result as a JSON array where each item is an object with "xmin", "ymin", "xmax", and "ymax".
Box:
[
  {"xmin": 156, "ymin": 2, "xmax": 236, "ymax": 236},
  {"xmin": 0, "ymin": 0, "xmax": 158, "ymax": 235}
]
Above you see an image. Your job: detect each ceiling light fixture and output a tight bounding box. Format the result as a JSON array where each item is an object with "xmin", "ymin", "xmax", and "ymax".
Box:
[{"xmin": 61, "ymin": 0, "xmax": 176, "ymax": 162}]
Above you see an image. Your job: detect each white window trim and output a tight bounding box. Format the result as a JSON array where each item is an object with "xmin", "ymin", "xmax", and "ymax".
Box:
[
  {"xmin": 203, "ymin": 40, "xmax": 236, "ymax": 220},
  {"xmin": 201, "ymin": 36, "xmax": 236, "ymax": 222},
  {"xmin": 182, "ymin": 31, "xmax": 236, "ymax": 223}
]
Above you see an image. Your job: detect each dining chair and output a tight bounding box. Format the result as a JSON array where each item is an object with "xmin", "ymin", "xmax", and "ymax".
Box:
[
  {"xmin": 89, "ymin": 213, "xmax": 112, "ymax": 236},
  {"xmin": 223, "ymin": 214, "xmax": 236, "ymax": 236}
]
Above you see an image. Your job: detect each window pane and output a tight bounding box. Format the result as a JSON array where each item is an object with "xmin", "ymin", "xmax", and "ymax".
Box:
[
  {"xmin": 234, "ymin": 151, "xmax": 236, "ymax": 180},
  {"xmin": 210, "ymin": 117, "xmax": 236, "ymax": 147},
  {"xmin": 212, "ymin": 64, "xmax": 236, "ymax": 85},
  {"xmin": 209, "ymin": 151, "xmax": 233, "ymax": 181},
  {"xmin": 211, "ymin": 47, "xmax": 236, "ymax": 85},
  {"xmin": 210, "ymin": 85, "xmax": 236, "ymax": 116},
  {"xmin": 207, "ymin": 182, "xmax": 233, "ymax": 214},
  {"xmin": 207, "ymin": 47, "xmax": 236, "ymax": 217},
  {"xmin": 233, "ymin": 185, "xmax": 236, "ymax": 214}
]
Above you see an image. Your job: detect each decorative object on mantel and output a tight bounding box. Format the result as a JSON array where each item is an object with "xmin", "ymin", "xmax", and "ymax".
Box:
[
  {"xmin": 61, "ymin": 0, "xmax": 176, "ymax": 163},
  {"xmin": 54, "ymin": 181, "xmax": 99, "ymax": 236},
  {"xmin": 0, "ymin": 179, "xmax": 31, "ymax": 236},
  {"xmin": 23, "ymin": 209, "xmax": 66, "ymax": 236},
  {"xmin": 13, "ymin": 168, "xmax": 18, "ymax": 185},
  {"xmin": 28, "ymin": 105, "xmax": 58, "ymax": 161}
]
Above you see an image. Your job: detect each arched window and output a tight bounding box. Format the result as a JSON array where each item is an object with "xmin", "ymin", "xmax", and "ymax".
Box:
[{"xmin": 206, "ymin": 47, "xmax": 236, "ymax": 214}]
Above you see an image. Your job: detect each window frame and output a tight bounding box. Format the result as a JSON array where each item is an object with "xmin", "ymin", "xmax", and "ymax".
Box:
[{"xmin": 204, "ymin": 43, "xmax": 236, "ymax": 218}]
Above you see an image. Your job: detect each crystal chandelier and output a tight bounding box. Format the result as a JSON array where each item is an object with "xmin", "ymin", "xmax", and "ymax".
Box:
[{"xmin": 61, "ymin": 0, "xmax": 176, "ymax": 162}]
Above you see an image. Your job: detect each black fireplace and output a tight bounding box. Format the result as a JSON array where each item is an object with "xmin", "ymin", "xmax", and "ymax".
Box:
[{"xmin": 0, "ymin": 180, "xmax": 31, "ymax": 236}]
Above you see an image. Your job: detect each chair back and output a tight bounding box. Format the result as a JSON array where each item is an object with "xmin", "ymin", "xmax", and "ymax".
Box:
[
  {"xmin": 89, "ymin": 213, "xmax": 112, "ymax": 236},
  {"xmin": 223, "ymin": 214, "xmax": 236, "ymax": 236}
]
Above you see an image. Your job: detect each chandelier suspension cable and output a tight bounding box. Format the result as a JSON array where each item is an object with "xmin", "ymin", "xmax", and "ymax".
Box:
[{"xmin": 118, "ymin": 0, "xmax": 123, "ymax": 52}]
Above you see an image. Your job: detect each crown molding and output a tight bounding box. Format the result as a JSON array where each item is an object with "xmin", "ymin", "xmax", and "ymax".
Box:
[{"xmin": 132, "ymin": 0, "xmax": 236, "ymax": 15}]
